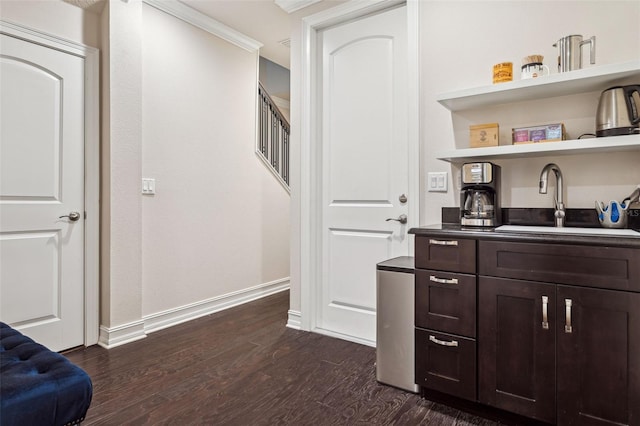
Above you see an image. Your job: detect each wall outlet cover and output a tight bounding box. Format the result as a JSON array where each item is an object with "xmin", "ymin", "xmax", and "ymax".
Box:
[
  {"xmin": 142, "ymin": 178, "xmax": 156, "ymax": 195},
  {"xmin": 427, "ymin": 172, "xmax": 448, "ymax": 192}
]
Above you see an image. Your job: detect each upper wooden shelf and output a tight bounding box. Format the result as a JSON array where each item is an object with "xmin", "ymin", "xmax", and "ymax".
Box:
[
  {"xmin": 435, "ymin": 134, "xmax": 640, "ymax": 163},
  {"xmin": 436, "ymin": 61, "xmax": 640, "ymax": 111}
]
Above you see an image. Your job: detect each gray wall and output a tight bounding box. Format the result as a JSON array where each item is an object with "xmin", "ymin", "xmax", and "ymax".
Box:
[{"xmin": 260, "ymin": 56, "xmax": 290, "ymax": 100}]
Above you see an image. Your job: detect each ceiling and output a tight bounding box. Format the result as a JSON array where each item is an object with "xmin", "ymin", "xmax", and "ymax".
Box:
[
  {"xmin": 65, "ymin": 0, "xmax": 346, "ymax": 70},
  {"xmin": 180, "ymin": 0, "xmax": 293, "ymax": 69}
]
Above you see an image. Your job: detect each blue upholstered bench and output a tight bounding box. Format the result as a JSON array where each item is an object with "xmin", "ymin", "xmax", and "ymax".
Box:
[{"xmin": 0, "ymin": 322, "xmax": 92, "ymax": 426}]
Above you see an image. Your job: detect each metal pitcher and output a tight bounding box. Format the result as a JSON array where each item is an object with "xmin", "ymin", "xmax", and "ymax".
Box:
[{"xmin": 553, "ymin": 35, "xmax": 596, "ymax": 72}]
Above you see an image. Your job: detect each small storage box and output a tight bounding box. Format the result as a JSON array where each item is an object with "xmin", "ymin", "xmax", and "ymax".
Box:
[
  {"xmin": 512, "ymin": 123, "xmax": 566, "ymax": 144},
  {"xmin": 470, "ymin": 123, "xmax": 499, "ymax": 148}
]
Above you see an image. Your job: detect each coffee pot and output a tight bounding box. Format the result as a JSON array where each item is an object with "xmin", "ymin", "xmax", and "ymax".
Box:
[
  {"xmin": 460, "ymin": 162, "xmax": 501, "ymax": 227},
  {"xmin": 553, "ymin": 35, "xmax": 596, "ymax": 72},
  {"xmin": 464, "ymin": 190, "xmax": 494, "ymax": 218}
]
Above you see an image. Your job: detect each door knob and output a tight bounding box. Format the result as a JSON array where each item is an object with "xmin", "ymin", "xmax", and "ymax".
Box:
[
  {"xmin": 386, "ymin": 214, "xmax": 407, "ymax": 224},
  {"xmin": 59, "ymin": 211, "xmax": 81, "ymax": 222}
]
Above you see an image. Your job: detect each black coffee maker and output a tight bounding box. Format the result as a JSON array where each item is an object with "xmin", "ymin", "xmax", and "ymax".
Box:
[{"xmin": 460, "ymin": 162, "xmax": 501, "ymax": 227}]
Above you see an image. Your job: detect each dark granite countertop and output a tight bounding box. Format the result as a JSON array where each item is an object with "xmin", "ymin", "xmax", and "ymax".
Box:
[
  {"xmin": 409, "ymin": 223, "xmax": 640, "ymax": 248},
  {"xmin": 410, "ymin": 207, "xmax": 640, "ymax": 248}
]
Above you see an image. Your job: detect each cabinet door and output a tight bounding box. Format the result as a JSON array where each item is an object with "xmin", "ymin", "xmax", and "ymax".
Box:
[
  {"xmin": 557, "ymin": 286, "xmax": 640, "ymax": 426},
  {"xmin": 415, "ymin": 236, "xmax": 476, "ymax": 273},
  {"xmin": 479, "ymin": 240, "xmax": 640, "ymax": 292},
  {"xmin": 415, "ymin": 328, "xmax": 476, "ymax": 401},
  {"xmin": 415, "ymin": 269, "xmax": 476, "ymax": 337},
  {"xmin": 478, "ymin": 277, "xmax": 556, "ymax": 424}
]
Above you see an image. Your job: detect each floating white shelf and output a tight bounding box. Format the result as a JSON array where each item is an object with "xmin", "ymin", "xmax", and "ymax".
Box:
[
  {"xmin": 436, "ymin": 61, "xmax": 640, "ymax": 111},
  {"xmin": 436, "ymin": 134, "xmax": 640, "ymax": 163}
]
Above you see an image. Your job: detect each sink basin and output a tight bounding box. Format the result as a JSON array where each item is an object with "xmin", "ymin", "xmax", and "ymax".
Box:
[{"xmin": 495, "ymin": 225, "xmax": 640, "ymax": 238}]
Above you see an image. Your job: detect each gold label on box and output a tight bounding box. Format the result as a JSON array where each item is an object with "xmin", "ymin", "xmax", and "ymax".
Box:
[{"xmin": 493, "ymin": 62, "xmax": 513, "ymax": 84}]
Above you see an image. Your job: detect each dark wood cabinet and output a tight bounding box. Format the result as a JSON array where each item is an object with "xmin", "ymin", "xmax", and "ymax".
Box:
[
  {"xmin": 415, "ymin": 236, "xmax": 476, "ymax": 274},
  {"xmin": 415, "ymin": 269, "xmax": 476, "ymax": 337},
  {"xmin": 478, "ymin": 276, "xmax": 557, "ymax": 424},
  {"xmin": 414, "ymin": 236, "xmax": 477, "ymax": 401},
  {"xmin": 556, "ymin": 286, "xmax": 640, "ymax": 426},
  {"xmin": 415, "ymin": 329, "xmax": 476, "ymax": 401},
  {"xmin": 479, "ymin": 240, "xmax": 640, "ymax": 292},
  {"xmin": 414, "ymin": 230, "xmax": 640, "ymax": 425},
  {"xmin": 479, "ymin": 242, "xmax": 640, "ymax": 426}
]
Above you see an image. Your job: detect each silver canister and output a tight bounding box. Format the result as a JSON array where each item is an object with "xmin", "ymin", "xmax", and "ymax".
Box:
[{"xmin": 553, "ymin": 35, "xmax": 596, "ymax": 72}]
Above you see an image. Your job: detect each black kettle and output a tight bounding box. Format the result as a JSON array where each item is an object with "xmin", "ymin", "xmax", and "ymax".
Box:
[{"xmin": 596, "ymin": 85, "xmax": 640, "ymax": 137}]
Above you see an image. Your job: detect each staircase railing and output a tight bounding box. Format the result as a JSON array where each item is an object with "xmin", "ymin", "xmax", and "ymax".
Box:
[{"xmin": 257, "ymin": 82, "xmax": 290, "ymax": 191}]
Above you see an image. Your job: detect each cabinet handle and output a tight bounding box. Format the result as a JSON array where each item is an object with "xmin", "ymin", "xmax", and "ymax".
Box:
[
  {"xmin": 565, "ymin": 299, "xmax": 573, "ymax": 333},
  {"xmin": 429, "ymin": 335, "xmax": 459, "ymax": 347},
  {"xmin": 428, "ymin": 239, "xmax": 458, "ymax": 246},
  {"xmin": 542, "ymin": 296, "xmax": 549, "ymax": 330},
  {"xmin": 429, "ymin": 275, "xmax": 458, "ymax": 285}
]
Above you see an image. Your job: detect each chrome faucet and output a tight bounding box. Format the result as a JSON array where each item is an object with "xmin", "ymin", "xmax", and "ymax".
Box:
[{"xmin": 539, "ymin": 163, "xmax": 565, "ymax": 227}]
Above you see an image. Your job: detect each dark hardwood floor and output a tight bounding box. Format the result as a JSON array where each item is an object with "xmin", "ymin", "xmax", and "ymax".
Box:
[{"xmin": 65, "ymin": 291, "xmax": 498, "ymax": 425}]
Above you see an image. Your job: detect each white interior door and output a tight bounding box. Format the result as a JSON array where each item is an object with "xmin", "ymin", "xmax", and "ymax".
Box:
[
  {"xmin": 317, "ymin": 6, "xmax": 409, "ymax": 345},
  {"xmin": 0, "ymin": 33, "xmax": 85, "ymax": 351}
]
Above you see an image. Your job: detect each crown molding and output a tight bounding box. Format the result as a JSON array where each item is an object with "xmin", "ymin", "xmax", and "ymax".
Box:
[
  {"xmin": 274, "ymin": 0, "xmax": 322, "ymax": 14},
  {"xmin": 143, "ymin": 0, "xmax": 262, "ymax": 52}
]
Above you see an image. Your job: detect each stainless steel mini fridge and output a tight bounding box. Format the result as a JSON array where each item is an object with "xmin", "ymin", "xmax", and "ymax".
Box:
[{"xmin": 376, "ymin": 256, "xmax": 419, "ymax": 393}]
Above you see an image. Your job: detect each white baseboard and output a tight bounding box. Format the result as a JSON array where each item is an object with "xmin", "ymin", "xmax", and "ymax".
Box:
[
  {"xmin": 313, "ymin": 327, "xmax": 377, "ymax": 348},
  {"xmin": 98, "ymin": 320, "xmax": 147, "ymax": 349},
  {"xmin": 143, "ymin": 277, "xmax": 290, "ymax": 334},
  {"xmin": 286, "ymin": 309, "xmax": 301, "ymax": 330},
  {"xmin": 97, "ymin": 278, "xmax": 290, "ymax": 348}
]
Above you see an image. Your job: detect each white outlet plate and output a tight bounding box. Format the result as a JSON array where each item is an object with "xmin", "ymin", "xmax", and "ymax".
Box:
[
  {"xmin": 142, "ymin": 178, "xmax": 156, "ymax": 195},
  {"xmin": 427, "ymin": 172, "xmax": 448, "ymax": 192}
]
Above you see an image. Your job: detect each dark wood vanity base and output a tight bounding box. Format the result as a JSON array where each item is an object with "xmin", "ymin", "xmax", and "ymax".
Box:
[
  {"xmin": 411, "ymin": 226, "xmax": 640, "ymax": 426},
  {"xmin": 420, "ymin": 387, "xmax": 553, "ymax": 426}
]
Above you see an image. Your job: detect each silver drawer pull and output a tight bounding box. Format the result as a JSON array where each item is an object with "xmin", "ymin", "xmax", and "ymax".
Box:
[
  {"xmin": 429, "ymin": 335, "xmax": 459, "ymax": 347},
  {"xmin": 542, "ymin": 296, "xmax": 549, "ymax": 330},
  {"xmin": 565, "ymin": 299, "xmax": 573, "ymax": 333},
  {"xmin": 429, "ymin": 239, "xmax": 458, "ymax": 246},
  {"xmin": 429, "ymin": 275, "xmax": 458, "ymax": 285}
]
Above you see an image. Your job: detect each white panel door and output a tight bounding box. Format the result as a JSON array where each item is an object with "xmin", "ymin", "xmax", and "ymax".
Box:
[
  {"xmin": 319, "ymin": 6, "xmax": 408, "ymax": 344},
  {"xmin": 0, "ymin": 33, "xmax": 85, "ymax": 351}
]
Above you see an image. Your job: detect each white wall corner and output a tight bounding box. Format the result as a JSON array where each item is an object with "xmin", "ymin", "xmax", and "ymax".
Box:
[
  {"xmin": 143, "ymin": 278, "xmax": 291, "ymax": 335},
  {"xmin": 142, "ymin": 0, "xmax": 263, "ymax": 52},
  {"xmin": 98, "ymin": 320, "xmax": 147, "ymax": 349},
  {"xmin": 274, "ymin": 0, "xmax": 322, "ymax": 14},
  {"xmin": 286, "ymin": 310, "xmax": 302, "ymax": 329}
]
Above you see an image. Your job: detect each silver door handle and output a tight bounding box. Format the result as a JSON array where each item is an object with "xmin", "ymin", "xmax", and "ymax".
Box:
[
  {"xmin": 429, "ymin": 275, "xmax": 458, "ymax": 285},
  {"xmin": 59, "ymin": 211, "xmax": 81, "ymax": 222},
  {"xmin": 429, "ymin": 335, "xmax": 458, "ymax": 347},
  {"xmin": 385, "ymin": 214, "xmax": 407, "ymax": 224},
  {"xmin": 428, "ymin": 239, "xmax": 458, "ymax": 246},
  {"xmin": 542, "ymin": 296, "xmax": 549, "ymax": 330},
  {"xmin": 565, "ymin": 299, "xmax": 573, "ymax": 333}
]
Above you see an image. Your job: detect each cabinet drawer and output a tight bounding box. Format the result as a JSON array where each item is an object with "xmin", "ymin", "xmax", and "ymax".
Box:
[
  {"xmin": 415, "ymin": 269, "xmax": 476, "ymax": 337},
  {"xmin": 479, "ymin": 240, "xmax": 640, "ymax": 292},
  {"xmin": 415, "ymin": 236, "xmax": 476, "ymax": 273},
  {"xmin": 415, "ymin": 329, "xmax": 476, "ymax": 401}
]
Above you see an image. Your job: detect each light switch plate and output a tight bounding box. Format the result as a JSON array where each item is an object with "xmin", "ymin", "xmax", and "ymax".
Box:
[
  {"xmin": 142, "ymin": 178, "xmax": 156, "ymax": 195},
  {"xmin": 427, "ymin": 172, "xmax": 448, "ymax": 192}
]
